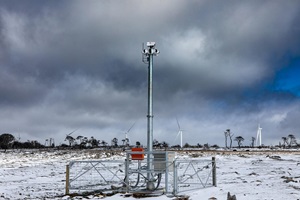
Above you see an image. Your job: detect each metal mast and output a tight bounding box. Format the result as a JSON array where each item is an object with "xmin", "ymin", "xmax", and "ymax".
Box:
[{"xmin": 142, "ymin": 42, "xmax": 159, "ymax": 189}]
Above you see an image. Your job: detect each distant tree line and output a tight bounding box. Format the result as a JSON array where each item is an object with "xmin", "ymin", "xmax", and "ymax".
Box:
[
  {"xmin": 0, "ymin": 133, "xmax": 223, "ymax": 152},
  {"xmin": 280, "ymin": 134, "xmax": 298, "ymax": 148},
  {"xmin": 223, "ymin": 129, "xmax": 300, "ymax": 149},
  {"xmin": 0, "ymin": 133, "xmax": 44, "ymax": 152}
]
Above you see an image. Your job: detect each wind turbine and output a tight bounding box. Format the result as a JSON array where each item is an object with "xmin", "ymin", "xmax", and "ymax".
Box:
[
  {"xmin": 256, "ymin": 124, "xmax": 262, "ymax": 146},
  {"xmin": 175, "ymin": 118, "xmax": 184, "ymax": 148},
  {"xmin": 50, "ymin": 138, "xmax": 55, "ymax": 147},
  {"xmin": 65, "ymin": 129, "xmax": 77, "ymax": 139},
  {"xmin": 65, "ymin": 129, "xmax": 78, "ymax": 146},
  {"xmin": 45, "ymin": 139, "xmax": 49, "ymax": 146},
  {"xmin": 124, "ymin": 122, "xmax": 136, "ymax": 146}
]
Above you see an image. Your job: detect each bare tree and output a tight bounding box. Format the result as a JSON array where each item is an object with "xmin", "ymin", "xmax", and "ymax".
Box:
[
  {"xmin": 251, "ymin": 137, "xmax": 256, "ymax": 147},
  {"xmin": 153, "ymin": 139, "xmax": 160, "ymax": 149},
  {"xmin": 224, "ymin": 130, "xmax": 229, "ymax": 148},
  {"xmin": 65, "ymin": 135, "xmax": 75, "ymax": 147},
  {"xmin": 101, "ymin": 140, "xmax": 108, "ymax": 148},
  {"xmin": 226, "ymin": 129, "xmax": 234, "ymax": 149},
  {"xmin": 288, "ymin": 134, "xmax": 297, "ymax": 147},
  {"xmin": 161, "ymin": 141, "xmax": 169, "ymax": 150},
  {"xmin": 89, "ymin": 136, "xmax": 98, "ymax": 148},
  {"xmin": 76, "ymin": 136, "xmax": 83, "ymax": 144},
  {"xmin": 229, "ymin": 134, "xmax": 234, "ymax": 148},
  {"xmin": 111, "ymin": 138, "xmax": 118, "ymax": 147},
  {"xmin": 234, "ymin": 136, "xmax": 244, "ymax": 148},
  {"xmin": 282, "ymin": 137, "xmax": 288, "ymax": 148}
]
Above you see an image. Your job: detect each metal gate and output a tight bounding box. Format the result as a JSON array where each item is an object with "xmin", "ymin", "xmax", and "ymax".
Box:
[
  {"xmin": 66, "ymin": 160, "xmax": 126, "ymax": 193},
  {"xmin": 174, "ymin": 158, "xmax": 216, "ymax": 194}
]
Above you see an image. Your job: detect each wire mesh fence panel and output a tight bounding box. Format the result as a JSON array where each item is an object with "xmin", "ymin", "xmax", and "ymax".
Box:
[
  {"xmin": 68, "ymin": 160, "xmax": 126, "ymax": 192},
  {"xmin": 174, "ymin": 159, "xmax": 215, "ymax": 194}
]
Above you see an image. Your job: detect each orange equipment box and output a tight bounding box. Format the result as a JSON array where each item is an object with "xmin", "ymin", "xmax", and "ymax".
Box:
[{"xmin": 131, "ymin": 147, "xmax": 144, "ymax": 160}]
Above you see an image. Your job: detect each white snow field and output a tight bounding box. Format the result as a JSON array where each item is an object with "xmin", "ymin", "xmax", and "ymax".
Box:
[{"xmin": 0, "ymin": 149, "xmax": 300, "ymax": 200}]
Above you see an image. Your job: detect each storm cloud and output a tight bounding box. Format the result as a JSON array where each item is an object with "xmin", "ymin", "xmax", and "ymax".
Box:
[{"xmin": 1, "ymin": 0, "xmax": 300, "ymax": 146}]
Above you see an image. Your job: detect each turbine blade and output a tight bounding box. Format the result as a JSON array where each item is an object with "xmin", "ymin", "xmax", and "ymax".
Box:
[
  {"xmin": 173, "ymin": 131, "xmax": 181, "ymax": 143},
  {"xmin": 127, "ymin": 121, "xmax": 136, "ymax": 133},
  {"xmin": 68, "ymin": 129, "xmax": 78, "ymax": 136},
  {"xmin": 176, "ymin": 118, "xmax": 181, "ymax": 130}
]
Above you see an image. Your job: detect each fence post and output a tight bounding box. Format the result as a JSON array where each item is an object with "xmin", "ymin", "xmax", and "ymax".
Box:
[
  {"xmin": 125, "ymin": 153, "xmax": 129, "ymax": 192},
  {"xmin": 212, "ymin": 157, "xmax": 217, "ymax": 187},
  {"xmin": 173, "ymin": 161, "xmax": 177, "ymax": 195},
  {"xmin": 165, "ymin": 152, "xmax": 168, "ymax": 194},
  {"xmin": 66, "ymin": 164, "xmax": 70, "ymax": 195}
]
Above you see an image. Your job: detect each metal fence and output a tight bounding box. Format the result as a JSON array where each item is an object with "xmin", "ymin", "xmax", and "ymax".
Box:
[
  {"xmin": 66, "ymin": 160, "xmax": 126, "ymax": 193},
  {"xmin": 66, "ymin": 152, "xmax": 216, "ymax": 196},
  {"xmin": 174, "ymin": 158, "xmax": 216, "ymax": 194}
]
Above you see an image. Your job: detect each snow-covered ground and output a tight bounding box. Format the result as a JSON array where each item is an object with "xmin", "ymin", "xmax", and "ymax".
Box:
[{"xmin": 0, "ymin": 149, "xmax": 300, "ymax": 200}]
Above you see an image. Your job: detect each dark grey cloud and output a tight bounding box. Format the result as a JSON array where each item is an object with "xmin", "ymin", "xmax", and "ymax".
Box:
[{"xmin": 1, "ymin": 1, "xmax": 300, "ymax": 146}]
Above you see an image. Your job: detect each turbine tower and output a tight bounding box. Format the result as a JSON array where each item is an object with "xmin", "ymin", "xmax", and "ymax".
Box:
[
  {"xmin": 124, "ymin": 121, "xmax": 136, "ymax": 146},
  {"xmin": 176, "ymin": 118, "xmax": 184, "ymax": 148},
  {"xmin": 256, "ymin": 124, "xmax": 262, "ymax": 146}
]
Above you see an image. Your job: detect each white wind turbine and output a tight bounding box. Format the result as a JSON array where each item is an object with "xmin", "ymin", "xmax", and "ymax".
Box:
[
  {"xmin": 256, "ymin": 124, "xmax": 262, "ymax": 146},
  {"xmin": 175, "ymin": 118, "xmax": 184, "ymax": 148},
  {"xmin": 123, "ymin": 121, "xmax": 136, "ymax": 146}
]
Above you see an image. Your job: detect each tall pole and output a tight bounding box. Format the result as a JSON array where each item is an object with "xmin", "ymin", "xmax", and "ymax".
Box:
[
  {"xmin": 142, "ymin": 42, "xmax": 159, "ymax": 189},
  {"xmin": 256, "ymin": 124, "xmax": 262, "ymax": 146},
  {"xmin": 259, "ymin": 127, "xmax": 262, "ymax": 146},
  {"xmin": 180, "ymin": 131, "xmax": 183, "ymax": 148},
  {"xmin": 147, "ymin": 51, "xmax": 153, "ymax": 156}
]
